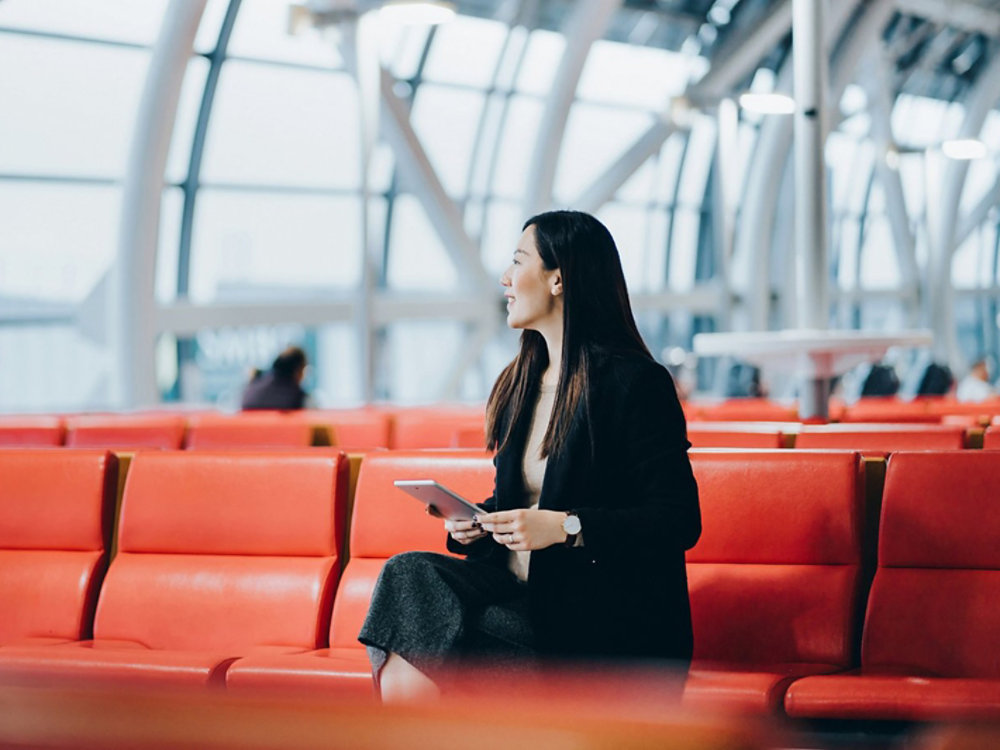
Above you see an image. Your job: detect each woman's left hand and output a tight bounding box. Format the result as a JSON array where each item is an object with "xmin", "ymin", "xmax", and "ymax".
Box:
[{"xmin": 475, "ymin": 509, "xmax": 567, "ymax": 551}]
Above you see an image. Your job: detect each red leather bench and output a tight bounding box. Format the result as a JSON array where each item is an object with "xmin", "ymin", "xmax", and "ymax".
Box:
[
  {"xmin": 0, "ymin": 450, "xmax": 117, "ymax": 649},
  {"xmin": 390, "ymin": 408, "xmax": 486, "ymax": 449},
  {"xmin": 682, "ymin": 450, "xmax": 869, "ymax": 714},
  {"xmin": 686, "ymin": 422, "xmax": 795, "ymax": 448},
  {"xmin": 0, "ymin": 416, "xmax": 65, "ymax": 447},
  {"xmin": 185, "ymin": 413, "xmax": 314, "ymax": 449},
  {"xmin": 226, "ymin": 450, "xmax": 494, "ymax": 696},
  {"xmin": 785, "ymin": 451, "xmax": 1000, "ymax": 721},
  {"xmin": 796, "ymin": 423, "xmax": 967, "ymax": 451},
  {"xmin": 0, "ymin": 451, "xmax": 348, "ymax": 688},
  {"xmin": 65, "ymin": 415, "xmax": 186, "ymax": 450}
]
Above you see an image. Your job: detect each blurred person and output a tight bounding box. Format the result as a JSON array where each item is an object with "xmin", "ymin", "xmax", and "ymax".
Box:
[
  {"xmin": 860, "ymin": 362, "xmax": 900, "ymax": 397},
  {"xmin": 240, "ymin": 346, "xmax": 309, "ymax": 410},
  {"xmin": 916, "ymin": 361, "xmax": 954, "ymax": 397},
  {"xmin": 956, "ymin": 358, "xmax": 996, "ymax": 402},
  {"xmin": 359, "ymin": 210, "xmax": 701, "ymax": 702},
  {"xmin": 725, "ymin": 361, "xmax": 767, "ymax": 398}
]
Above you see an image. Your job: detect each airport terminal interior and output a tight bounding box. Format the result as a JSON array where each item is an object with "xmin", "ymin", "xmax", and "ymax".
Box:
[{"xmin": 4, "ymin": 0, "xmax": 1000, "ymax": 748}]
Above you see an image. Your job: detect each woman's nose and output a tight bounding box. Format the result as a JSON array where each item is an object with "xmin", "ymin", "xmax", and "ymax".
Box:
[{"xmin": 500, "ymin": 268, "xmax": 511, "ymax": 286}]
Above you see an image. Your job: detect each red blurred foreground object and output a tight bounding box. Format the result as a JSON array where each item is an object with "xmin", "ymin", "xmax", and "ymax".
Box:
[{"xmin": 0, "ymin": 666, "xmax": 774, "ymax": 750}]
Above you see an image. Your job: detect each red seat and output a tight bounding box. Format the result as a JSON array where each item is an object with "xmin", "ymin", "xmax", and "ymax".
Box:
[
  {"xmin": 185, "ymin": 413, "xmax": 314, "ymax": 449},
  {"xmin": 310, "ymin": 409, "xmax": 392, "ymax": 450},
  {"xmin": 686, "ymin": 422, "xmax": 794, "ymax": 448},
  {"xmin": 0, "ymin": 416, "xmax": 65, "ymax": 447},
  {"xmin": 785, "ymin": 451, "xmax": 1000, "ymax": 721},
  {"xmin": 390, "ymin": 407, "xmax": 485, "ymax": 449},
  {"xmin": 691, "ymin": 399, "xmax": 799, "ymax": 423},
  {"xmin": 0, "ymin": 450, "xmax": 117, "ymax": 647},
  {"xmin": 226, "ymin": 450, "xmax": 494, "ymax": 696},
  {"xmin": 840, "ymin": 397, "xmax": 941, "ymax": 424},
  {"xmin": 0, "ymin": 451, "xmax": 348, "ymax": 689},
  {"xmin": 682, "ymin": 450, "xmax": 868, "ymax": 715},
  {"xmin": 984, "ymin": 425, "xmax": 1000, "ymax": 450},
  {"xmin": 65, "ymin": 415, "xmax": 186, "ymax": 450},
  {"xmin": 796, "ymin": 423, "xmax": 967, "ymax": 451}
]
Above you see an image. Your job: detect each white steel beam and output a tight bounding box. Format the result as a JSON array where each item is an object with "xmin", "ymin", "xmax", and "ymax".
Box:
[
  {"xmin": 896, "ymin": 0, "xmax": 1000, "ymax": 37},
  {"xmin": 688, "ymin": 0, "xmax": 793, "ymax": 104},
  {"xmin": 522, "ymin": 0, "xmax": 621, "ymax": 216},
  {"xmin": 927, "ymin": 59, "xmax": 1000, "ymax": 367},
  {"xmin": 955, "ymin": 175, "xmax": 1000, "ymax": 250},
  {"xmin": 736, "ymin": 0, "xmax": 878, "ymax": 331},
  {"xmin": 115, "ymin": 0, "xmax": 207, "ymax": 408},
  {"xmin": 157, "ymin": 293, "xmax": 493, "ymax": 336},
  {"xmin": 379, "ymin": 68, "xmax": 494, "ymax": 294},
  {"xmin": 864, "ymin": 45, "xmax": 920, "ymax": 313},
  {"xmin": 573, "ymin": 0, "xmax": 795, "ymax": 213}
]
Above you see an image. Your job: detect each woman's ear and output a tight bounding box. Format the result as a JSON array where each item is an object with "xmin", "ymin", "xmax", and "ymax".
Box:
[{"xmin": 550, "ymin": 273, "xmax": 563, "ymax": 297}]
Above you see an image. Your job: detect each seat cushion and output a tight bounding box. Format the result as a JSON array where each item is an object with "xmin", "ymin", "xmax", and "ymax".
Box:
[
  {"xmin": 226, "ymin": 647, "xmax": 373, "ymax": 697},
  {"xmin": 0, "ymin": 641, "xmax": 299, "ymax": 689},
  {"xmin": 785, "ymin": 671, "xmax": 1000, "ymax": 721},
  {"xmin": 684, "ymin": 661, "xmax": 843, "ymax": 714}
]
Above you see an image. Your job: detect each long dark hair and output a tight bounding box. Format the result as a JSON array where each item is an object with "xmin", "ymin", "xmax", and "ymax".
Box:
[{"xmin": 486, "ymin": 210, "xmax": 650, "ymax": 458}]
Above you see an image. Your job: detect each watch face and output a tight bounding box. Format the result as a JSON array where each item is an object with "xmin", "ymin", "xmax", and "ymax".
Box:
[{"xmin": 563, "ymin": 514, "xmax": 582, "ymax": 535}]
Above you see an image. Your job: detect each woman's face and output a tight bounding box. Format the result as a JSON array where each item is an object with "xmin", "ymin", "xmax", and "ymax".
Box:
[{"xmin": 500, "ymin": 225, "xmax": 563, "ymax": 333}]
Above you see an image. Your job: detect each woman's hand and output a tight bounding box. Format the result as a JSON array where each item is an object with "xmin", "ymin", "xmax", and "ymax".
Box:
[
  {"xmin": 475, "ymin": 509, "xmax": 567, "ymax": 551},
  {"xmin": 441, "ymin": 513, "xmax": 489, "ymax": 545}
]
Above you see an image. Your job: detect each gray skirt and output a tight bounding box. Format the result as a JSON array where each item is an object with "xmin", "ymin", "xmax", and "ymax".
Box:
[{"xmin": 358, "ymin": 551, "xmax": 535, "ymax": 686}]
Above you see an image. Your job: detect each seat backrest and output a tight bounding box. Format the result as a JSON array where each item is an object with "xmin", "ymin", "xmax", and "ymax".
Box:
[
  {"xmin": 686, "ymin": 422, "xmax": 793, "ymax": 448},
  {"xmin": 95, "ymin": 451, "xmax": 348, "ymax": 652},
  {"xmin": 693, "ymin": 399, "xmax": 799, "ymax": 423},
  {"xmin": 65, "ymin": 415, "xmax": 186, "ymax": 450},
  {"xmin": 330, "ymin": 450, "xmax": 494, "ymax": 647},
  {"xmin": 862, "ymin": 452, "xmax": 1000, "ymax": 677},
  {"xmin": 349, "ymin": 450, "xmax": 494, "ymax": 559},
  {"xmin": 0, "ymin": 416, "xmax": 65, "ymax": 447},
  {"xmin": 185, "ymin": 413, "xmax": 314, "ymax": 449},
  {"xmin": 311, "ymin": 409, "xmax": 392, "ymax": 450},
  {"xmin": 687, "ymin": 450, "xmax": 867, "ymax": 667},
  {"xmin": 796, "ymin": 424, "xmax": 966, "ymax": 450},
  {"xmin": 390, "ymin": 408, "xmax": 486, "ymax": 449},
  {"xmin": 0, "ymin": 450, "xmax": 117, "ymax": 645},
  {"xmin": 984, "ymin": 426, "xmax": 1000, "ymax": 450},
  {"xmin": 840, "ymin": 397, "xmax": 940, "ymax": 424}
]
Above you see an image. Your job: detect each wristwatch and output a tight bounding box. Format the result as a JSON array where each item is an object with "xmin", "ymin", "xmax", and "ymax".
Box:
[{"xmin": 562, "ymin": 511, "xmax": 582, "ymax": 547}]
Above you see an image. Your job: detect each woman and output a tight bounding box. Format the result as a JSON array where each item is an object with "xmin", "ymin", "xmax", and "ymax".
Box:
[{"xmin": 359, "ymin": 210, "xmax": 700, "ymax": 702}]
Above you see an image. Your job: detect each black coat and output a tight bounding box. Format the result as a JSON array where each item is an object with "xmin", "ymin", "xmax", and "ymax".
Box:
[{"xmin": 448, "ymin": 348, "xmax": 701, "ymax": 663}]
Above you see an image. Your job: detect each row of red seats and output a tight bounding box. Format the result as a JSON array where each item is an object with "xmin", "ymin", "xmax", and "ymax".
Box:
[
  {"xmin": 687, "ymin": 420, "xmax": 1000, "ymax": 450},
  {"xmin": 686, "ymin": 396, "xmax": 1000, "ymax": 424},
  {"xmin": 0, "ymin": 408, "xmax": 485, "ymax": 451},
  {"xmin": 2, "ymin": 448, "xmax": 999, "ymax": 722},
  {"xmin": 6, "ymin": 411, "xmax": 1000, "ymax": 453}
]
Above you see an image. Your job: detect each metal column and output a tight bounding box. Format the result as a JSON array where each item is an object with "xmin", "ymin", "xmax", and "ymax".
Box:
[{"xmin": 792, "ymin": 0, "xmax": 829, "ymax": 419}]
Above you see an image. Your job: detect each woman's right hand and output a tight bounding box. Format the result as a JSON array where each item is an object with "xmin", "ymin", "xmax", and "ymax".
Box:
[{"xmin": 444, "ymin": 517, "xmax": 488, "ymax": 545}]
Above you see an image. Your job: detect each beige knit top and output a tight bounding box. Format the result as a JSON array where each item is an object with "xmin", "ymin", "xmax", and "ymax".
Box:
[{"xmin": 508, "ymin": 382, "xmax": 556, "ymax": 582}]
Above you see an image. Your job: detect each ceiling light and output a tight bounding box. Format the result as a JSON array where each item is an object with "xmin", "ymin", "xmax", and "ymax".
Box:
[
  {"xmin": 941, "ymin": 138, "xmax": 988, "ymax": 160},
  {"xmin": 738, "ymin": 92, "xmax": 795, "ymax": 115},
  {"xmin": 379, "ymin": 0, "xmax": 455, "ymax": 25}
]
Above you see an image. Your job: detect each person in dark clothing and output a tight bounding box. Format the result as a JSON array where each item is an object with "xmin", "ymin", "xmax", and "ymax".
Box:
[
  {"xmin": 359, "ymin": 210, "xmax": 701, "ymax": 702},
  {"xmin": 240, "ymin": 346, "xmax": 309, "ymax": 410}
]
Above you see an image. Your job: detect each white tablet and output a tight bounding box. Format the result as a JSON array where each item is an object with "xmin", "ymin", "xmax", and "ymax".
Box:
[{"xmin": 393, "ymin": 479, "xmax": 482, "ymax": 521}]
